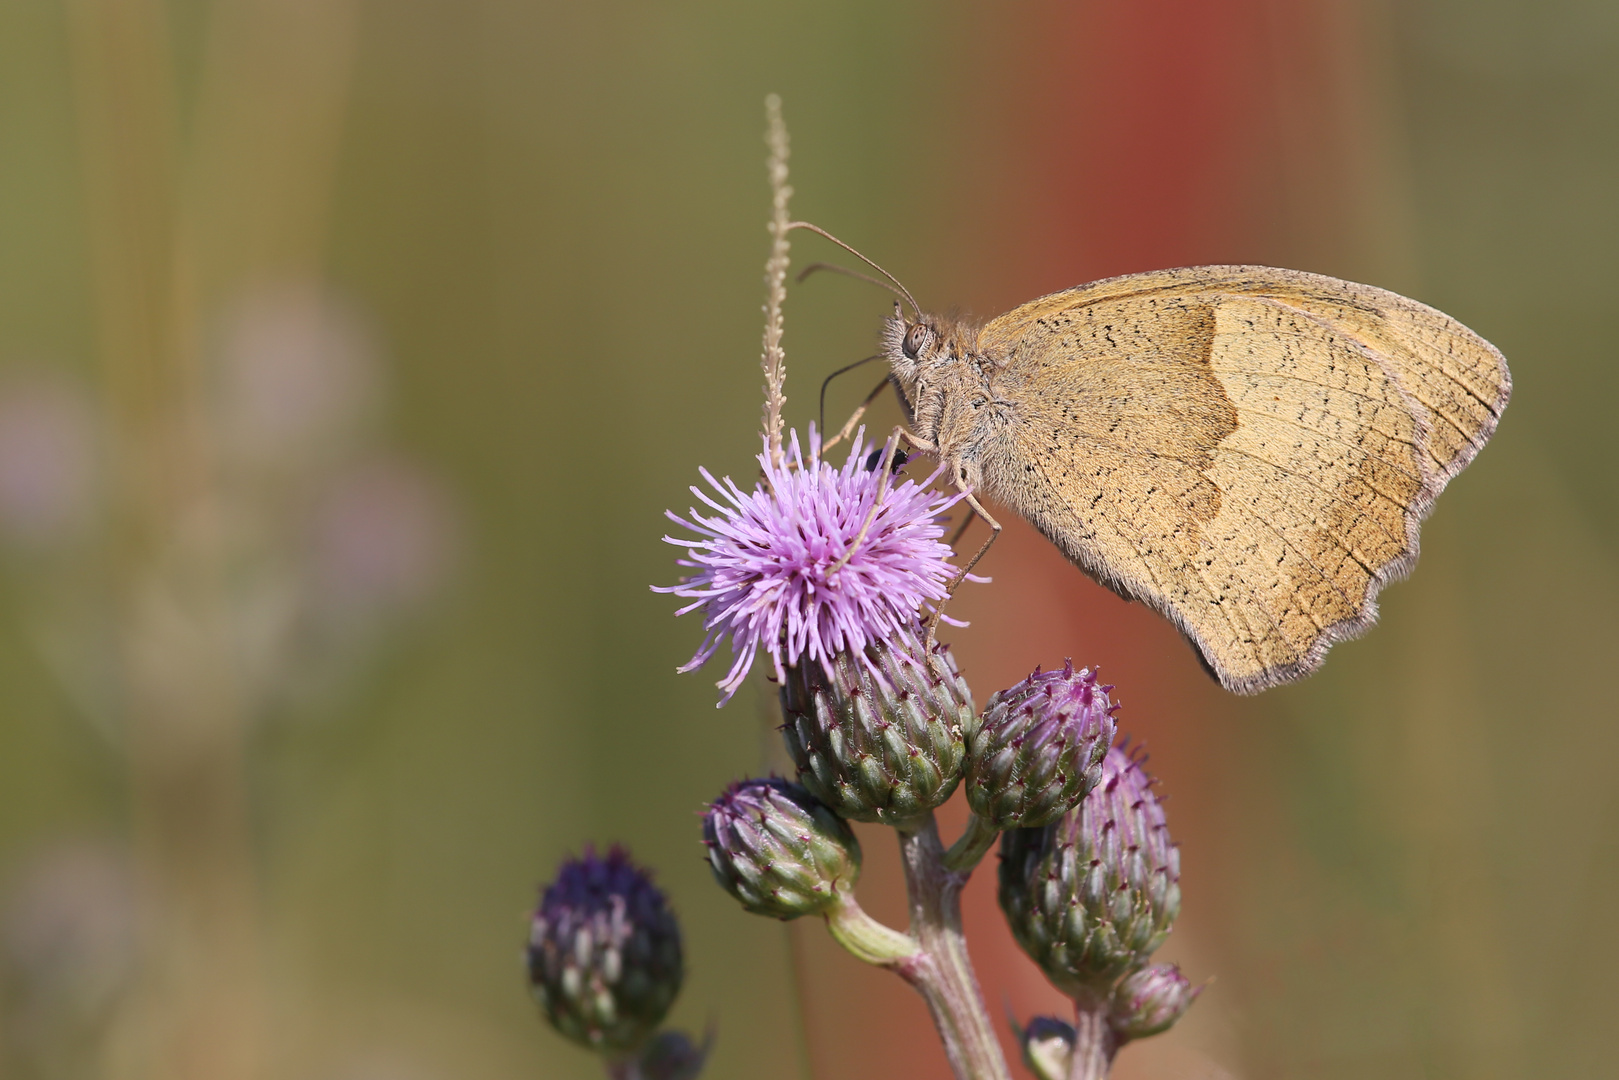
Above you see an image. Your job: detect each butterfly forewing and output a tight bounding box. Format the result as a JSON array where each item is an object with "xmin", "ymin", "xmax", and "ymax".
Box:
[{"xmin": 973, "ymin": 265, "xmax": 1509, "ymax": 693}]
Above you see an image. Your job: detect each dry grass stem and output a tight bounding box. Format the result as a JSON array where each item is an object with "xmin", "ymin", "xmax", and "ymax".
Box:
[{"xmin": 760, "ymin": 94, "xmax": 792, "ymax": 470}]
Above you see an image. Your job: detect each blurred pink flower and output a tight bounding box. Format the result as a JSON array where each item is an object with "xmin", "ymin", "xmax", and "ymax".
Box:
[
  {"xmin": 213, "ymin": 283, "xmax": 378, "ymax": 466},
  {"xmin": 309, "ymin": 457, "xmax": 455, "ymax": 619},
  {"xmin": 0, "ymin": 373, "xmax": 98, "ymax": 545}
]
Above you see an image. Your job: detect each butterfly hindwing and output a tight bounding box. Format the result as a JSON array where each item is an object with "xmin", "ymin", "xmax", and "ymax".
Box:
[{"xmin": 973, "ymin": 266, "xmax": 1509, "ymax": 692}]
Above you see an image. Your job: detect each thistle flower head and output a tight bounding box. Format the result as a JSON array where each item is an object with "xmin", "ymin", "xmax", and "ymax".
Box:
[
  {"xmin": 781, "ymin": 619, "xmax": 977, "ymax": 828},
  {"xmin": 702, "ymin": 776, "xmax": 861, "ymax": 919},
  {"xmin": 967, "ymin": 662, "xmax": 1118, "ymax": 829},
  {"xmin": 1012, "ymin": 1015, "xmax": 1078, "ymax": 1080},
  {"xmin": 527, "ymin": 846, "xmax": 683, "ymax": 1051},
  {"xmin": 1110, "ymin": 963, "xmax": 1199, "ymax": 1041},
  {"xmin": 998, "ymin": 743, "xmax": 1180, "ymax": 993},
  {"xmin": 658, "ymin": 428, "xmax": 963, "ymax": 705}
]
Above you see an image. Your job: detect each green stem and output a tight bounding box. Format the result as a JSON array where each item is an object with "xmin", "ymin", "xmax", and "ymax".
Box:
[
  {"xmin": 895, "ymin": 814, "xmax": 1012, "ymax": 1080},
  {"xmin": 817, "ymin": 815, "xmax": 1010, "ymax": 1078},
  {"xmin": 824, "ymin": 894, "xmax": 920, "ymax": 966},
  {"xmin": 1065, "ymin": 997, "xmax": 1117, "ymax": 1080},
  {"xmin": 942, "ymin": 811, "xmax": 1001, "ymax": 873}
]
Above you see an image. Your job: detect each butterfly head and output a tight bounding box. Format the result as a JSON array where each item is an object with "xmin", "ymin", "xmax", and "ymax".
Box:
[
  {"xmin": 883, "ymin": 302, "xmax": 963, "ymax": 387},
  {"xmin": 881, "ymin": 303, "xmax": 981, "ymax": 447}
]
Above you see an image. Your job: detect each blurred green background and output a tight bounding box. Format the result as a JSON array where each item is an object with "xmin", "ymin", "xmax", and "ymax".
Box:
[{"xmin": 0, "ymin": 1, "xmax": 1615, "ymax": 1078}]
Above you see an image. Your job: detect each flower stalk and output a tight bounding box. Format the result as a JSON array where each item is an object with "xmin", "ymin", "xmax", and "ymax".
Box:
[
  {"xmin": 941, "ymin": 811, "xmax": 1000, "ymax": 873},
  {"xmin": 891, "ymin": 815, "xmax": 1012, "ymax": 1080},
  {"xmin": 823, "ymin": 895, "xmax": 919, "ymax": 967},
  {"xmin": 760, "ymin": 93, "xmax": 791, "ymax": 469},
  {"xmin": 1065, "ymin": 1000, "xmax": 1118, "ymax": 1080}
]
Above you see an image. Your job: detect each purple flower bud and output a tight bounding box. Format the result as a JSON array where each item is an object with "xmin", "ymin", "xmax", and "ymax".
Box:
[
  {"xmin": 780, "ymin": 620, "xmax": 977, "ymax": 829},
  {"xmin": 967, "ymin": 662, "xmax": 1117, "ymax": 829},
  {"xmin": 998, "ymin": 744, "xmax": 1180, "ymax": 994},
  {"xmin": 527, "ymin": 846, "xmax": 683, "ymax": 1051},
  {"xmin": 1110, "ymin": 962, "xmax": 1199, "ymax": 1041},
  {"xmin": 703, "ymin": 777, "xmax": 860, "ymax": 919}
]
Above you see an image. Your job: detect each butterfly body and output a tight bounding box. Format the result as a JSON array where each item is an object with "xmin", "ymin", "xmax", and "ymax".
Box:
[{"xmin": 881, "ymin": 265, "xmax": 1511, "ymax": 694}]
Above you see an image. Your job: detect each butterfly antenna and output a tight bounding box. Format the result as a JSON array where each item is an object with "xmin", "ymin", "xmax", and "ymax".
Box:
[
  {"xmin": 787, "ymin": 221, "xmax": 921, "ymax": 318},
  {"xmin": 819, "ymin": 354, "xmax": 883, "ymax": 434},
  {"xmin": 797, "ymin": 262, "xmax": 914, "ymax": 308}
]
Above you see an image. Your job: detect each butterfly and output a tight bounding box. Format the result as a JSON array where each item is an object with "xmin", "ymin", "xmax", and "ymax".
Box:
[{"xmin": 867, "ymin": 263, "xmax": 1510, "ymax": 694}]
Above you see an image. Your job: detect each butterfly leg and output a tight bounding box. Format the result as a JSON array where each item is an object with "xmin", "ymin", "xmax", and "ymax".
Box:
[
  {"xmin": 947, "ymin": 510, "xmax": 974, "ymax": 547},
  {"xmin": 821, "ymin": 375, "xmax": 893, "ymax": 455},
  {"xmin": 925, "ymin": 490, "xmax": 1001, "ymax": 643},
  {"xmin": 828, "ymin": 428, "xmax": 908, "ymax": 577}
]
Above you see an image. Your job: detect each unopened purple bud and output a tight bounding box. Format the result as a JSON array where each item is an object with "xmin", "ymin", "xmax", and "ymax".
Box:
[
  {"xmin": 1110, "ymin": 963, "xmax": 1198, "ymax": 1040},
  {"xmin": 967, "ymin": 662, "xmax": 1117, "ymax": 829},
  {"xmin": 703, "ymin": 777, "xmax": 861, "ymax": 919},
  {"xmin": 527, "ymin": 846, "xmax": 683, "ymax": 1052},
  {"xmin": 780, "ymin": 620, "xmax": 977, "ymax": 829},
  {"xmin": 999, "ymin": 744, "xmax": 1180, "ymax": 993}
]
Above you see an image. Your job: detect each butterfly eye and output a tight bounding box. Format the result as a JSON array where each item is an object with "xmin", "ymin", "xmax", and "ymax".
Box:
[{"xmin": 902, "ymin": 323, "xmax": 931, "ymax": 359}]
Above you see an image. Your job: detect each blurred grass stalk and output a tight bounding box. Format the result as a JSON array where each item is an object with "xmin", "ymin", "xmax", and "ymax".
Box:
[{"xmin": 63, "ymin": 0, "xmax": 359, "ymax": 1076}]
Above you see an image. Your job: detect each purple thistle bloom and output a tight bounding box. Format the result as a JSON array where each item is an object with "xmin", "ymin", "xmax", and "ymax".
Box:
[{"xmin": 657, "ymin": 428, "xmax": 964, "ymax": 705}]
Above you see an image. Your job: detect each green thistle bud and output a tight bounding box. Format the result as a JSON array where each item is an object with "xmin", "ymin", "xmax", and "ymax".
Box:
[
  {"xmin": 967, "ymin": 662, "xmax": 1117, "ymax": 829},
  {"xmin": 703, "ymin": 777, "xmax": 861, "ymax": 919},
  {"xmin": 998, "ymin": 744, "xmax": 1180, "ymax": 994},
  {"xmin": 1013, "ymin": 1015, "xmax": 1076, "ymax": 1080},
  {"xmin": 527, "ymin": 846, "xmax": 683, "ymax": 1052},
  {"xmin": 1110, "ymin": 963, "xmax": 1198, "ymax": 1041},
  {"xmin": 780, "ymin": 619, "xmax": 976, "ymax": 829}
]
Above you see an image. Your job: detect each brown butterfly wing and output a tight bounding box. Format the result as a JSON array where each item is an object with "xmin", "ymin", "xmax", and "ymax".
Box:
[{"xmin": 973, "ymin": 266, "xmax": 1509, "ymax": 693}]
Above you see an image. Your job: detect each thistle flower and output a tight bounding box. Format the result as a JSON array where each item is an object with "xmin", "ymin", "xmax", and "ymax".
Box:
[
  {"xmin": 967, "ymin": 662, "xmax": 1117, "ymax": 829},
  {"xmin": 527, "ymin": 846, "xmax": 683, "ymax": 1052},
  {"xmin": 703, "ymin": 776, "xmax": 861, "ymax": 919},
  {"xmin": 635, "ymin": 1029, "xmax": 714, "ymax": 1080},
  {"xmin": 998, "ymin": 744, "xmax": 1180, "ymax": 994},
  {"xmin": 1110, "ymin": 963, "xmax": 1199, "ymax": 1041},
  {"xmin": 658, "ymin": 428, "xmax": 963, "ymax": 705},
  {"xmin": 1012, "ymin": 1015, "xmax": 1078, "ymax": 1080},
  {"xmin": 781, "ymin": 619, "xmax": 977, "ymax": 828}
]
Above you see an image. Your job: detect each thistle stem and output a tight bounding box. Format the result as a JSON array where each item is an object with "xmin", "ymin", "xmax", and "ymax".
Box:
[
  {"xmin": 824, "ymin": 894, "xmax": 920, "ymax": 966},
  {"xmin": 1066, "ymin": 998, "xmax": 1117, "ymax": 1080},
  {"xmin": 942, "ymin": 811, "xmax": 1000, "ymax": 873},
  {"xmin": 893, "ymin": 814, "xmax": 1011, "ymax": 1080}
]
